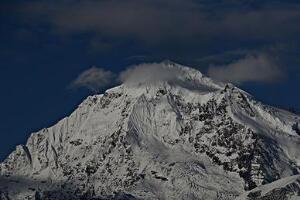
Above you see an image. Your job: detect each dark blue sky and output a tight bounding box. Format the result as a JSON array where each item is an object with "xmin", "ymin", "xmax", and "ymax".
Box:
[{"xmin": 1, "ymin": 0, "xmax": 300, "ymax": 161}]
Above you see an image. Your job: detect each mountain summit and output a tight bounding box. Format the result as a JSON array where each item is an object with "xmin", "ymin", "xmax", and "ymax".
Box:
[{"xmin": 1, "ymin": 62, "xmax": 300, "ymax": 200}]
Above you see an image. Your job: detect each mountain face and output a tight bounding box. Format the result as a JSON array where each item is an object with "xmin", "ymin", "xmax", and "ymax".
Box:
[{"xmin": 1, "ymin": 62, "xmax": 300, "ymax": 200}]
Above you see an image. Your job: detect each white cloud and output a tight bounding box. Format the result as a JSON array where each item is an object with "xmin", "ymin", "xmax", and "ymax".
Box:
[
  {"xmin": 207, "ymin": 54, "xmax": 283, "ymax": 84},
  {"xmin": 71, "ymin": 67, "xmax": 115, "ymax": 92},
  {"xmin": 119, "ymin": 62, "xmax": 183, "ymax": 86},
  {"xmin": 71, "ymin": 57, "xmax": 282, "ymax": 93}
]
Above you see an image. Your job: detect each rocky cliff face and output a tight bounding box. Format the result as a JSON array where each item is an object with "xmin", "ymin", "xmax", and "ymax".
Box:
[{"xmin": 1, "ymin": 62, "xmax": 300, "ymax": 200}]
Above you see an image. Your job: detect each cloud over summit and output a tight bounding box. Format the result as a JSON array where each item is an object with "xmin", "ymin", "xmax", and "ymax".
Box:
[
  {"xmin": 72, "ymin": 56, "xmax": 285, "ymax": 92},
  {"xmin": 119, "ymin": 63, "xmax": 184, "ymax": 86},
  {"xmin": 71, "ymin": 62, "xmax": 188, "ymax": 91}
]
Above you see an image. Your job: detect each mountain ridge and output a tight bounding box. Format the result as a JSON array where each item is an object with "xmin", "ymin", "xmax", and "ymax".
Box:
[{"xmin": 1, "ymin": 62, "xmax": 300, "ymax": 200}]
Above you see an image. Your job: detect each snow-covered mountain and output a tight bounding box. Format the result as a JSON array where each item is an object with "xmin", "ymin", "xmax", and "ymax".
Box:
[{"xmin": 1, "ymin": 62, "xmax": 300, "ymax": 200}]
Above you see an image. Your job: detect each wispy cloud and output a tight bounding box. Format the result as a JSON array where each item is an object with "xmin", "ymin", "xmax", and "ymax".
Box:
[
  {"xmin": 70, "ymin": 67, "xmax": 115, "ymax": 92},
  {"xmin": 71, "ymin": 56, "xmax": 284, "ymax": 93},
  {"xmin": 119, "ymin": 62, "xmax": 184, "ymax": 86},
  {"xmin": 207, "ymin": 54, "xmax": 283, "ymax": 84},
  {"xmin": 70, "ymin": 62, "xmax": 185, "ymax": 91}
]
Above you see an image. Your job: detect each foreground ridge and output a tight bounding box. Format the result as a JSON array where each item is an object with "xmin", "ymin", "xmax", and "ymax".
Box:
[{"xmin": 1, "ymin": 62, "xmax": 300, "ymax": 200}]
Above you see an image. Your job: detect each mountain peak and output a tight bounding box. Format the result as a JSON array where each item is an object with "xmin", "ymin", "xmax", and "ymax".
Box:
[{"xmin": 120, "ymin": 61, "xmax": 224, "ymax": 93}]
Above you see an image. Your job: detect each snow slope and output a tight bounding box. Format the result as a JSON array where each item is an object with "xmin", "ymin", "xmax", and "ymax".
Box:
[
  {"xmin": 236, "ymin": 175, "xmax": 300, "ymax": 200},
  {"xmin": 1, "ymin": 62, "xmax": 300, "ymax": 200}
]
